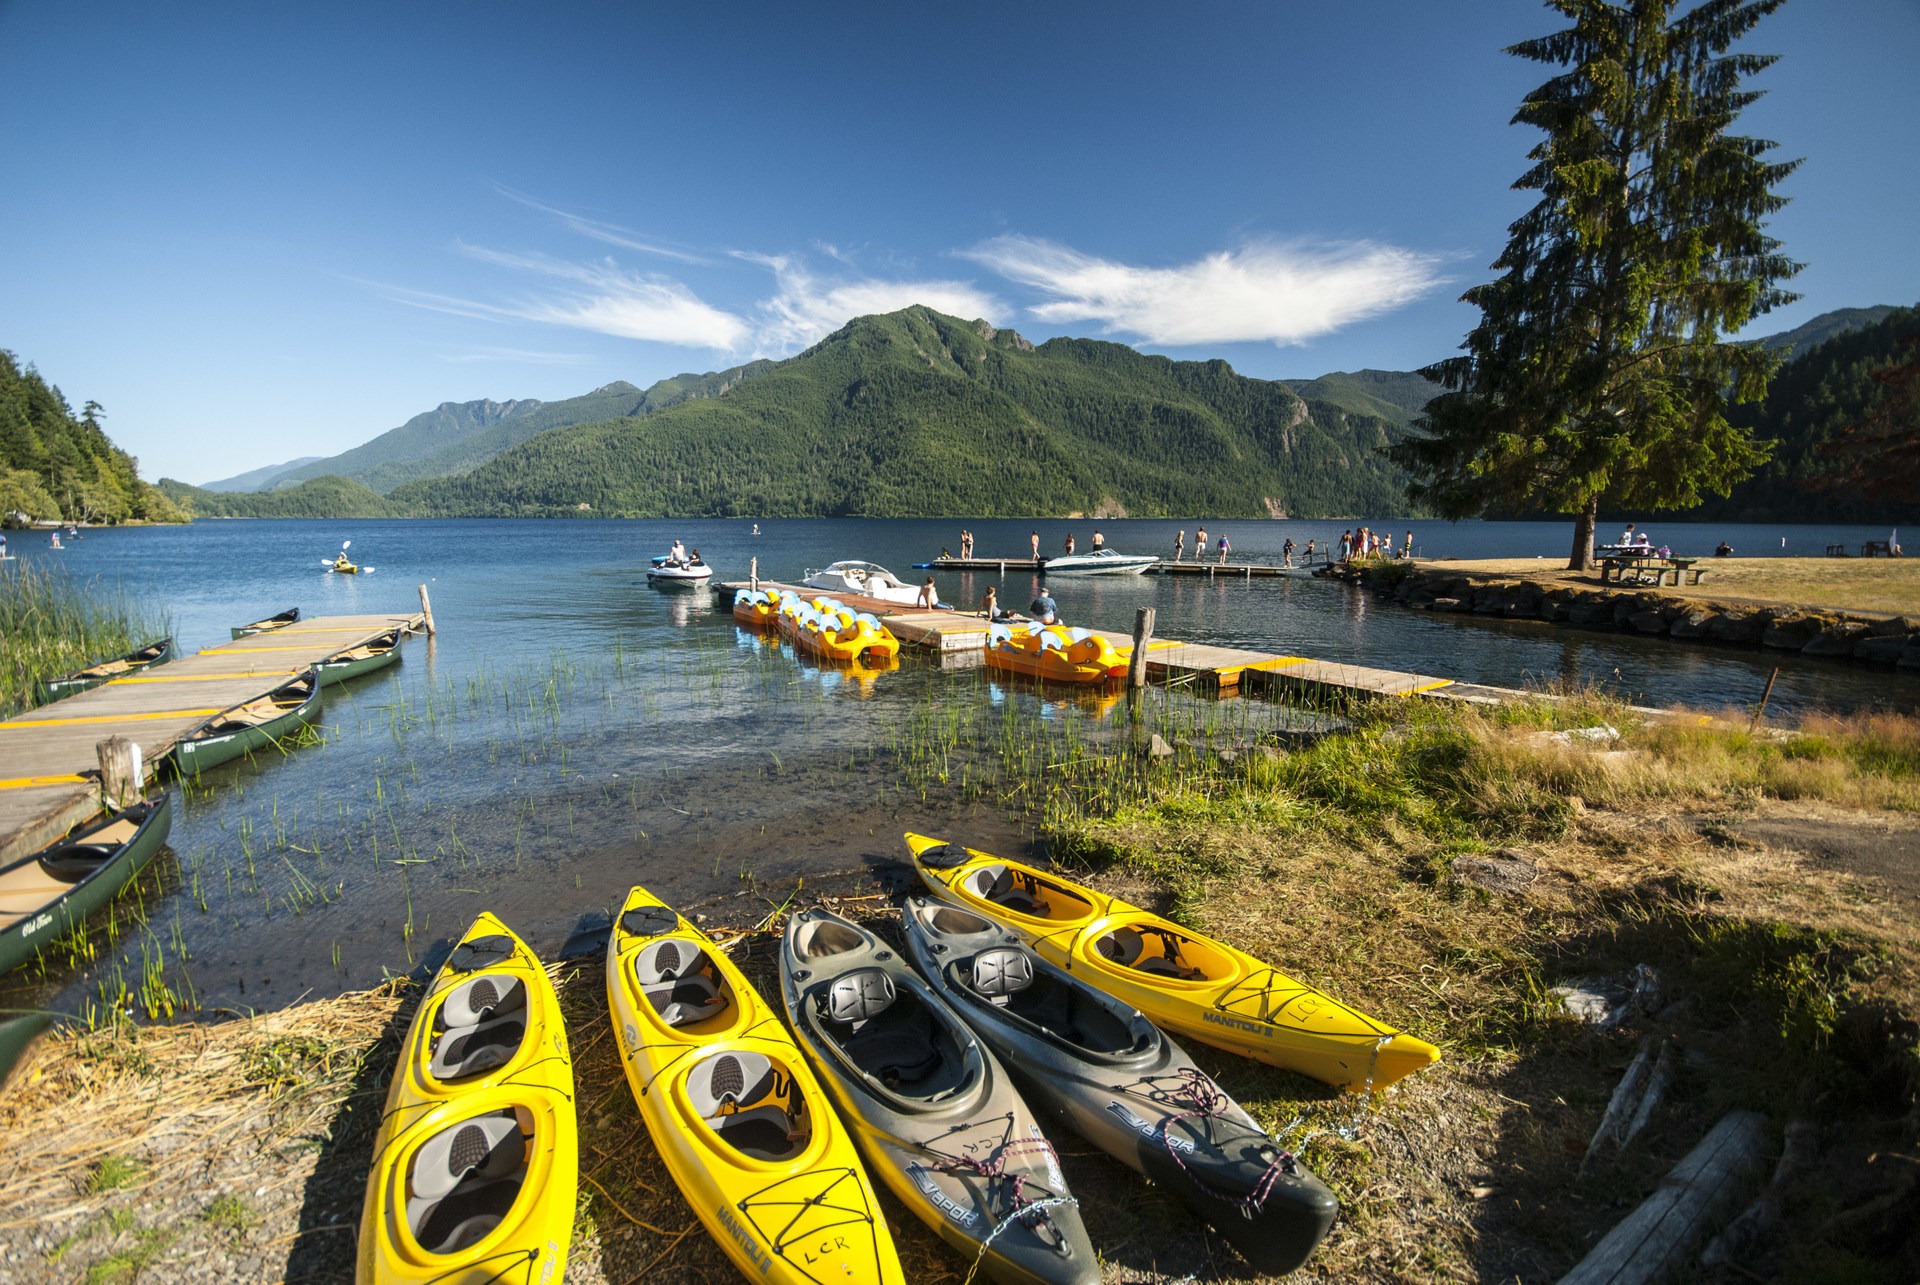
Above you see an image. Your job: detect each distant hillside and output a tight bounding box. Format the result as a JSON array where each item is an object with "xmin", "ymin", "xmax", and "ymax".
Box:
[
  {"xmin": 1749, "ymin": 306, "xmax": 1902, "ymax": 363},
  {"xmin": 157, "ymin": 475, "xmax": 400, "ymax": 519},
  {"xmin": 214, "ymin": 364, "xmax": 773, "ymax": 496},
  {"xmin": 394, "ymin": 307, "xmax": 1413, "ymax": 519},
  {"xmin": 1, "ymin": 350, "xmax": 184, "ymax": 525},
  {"xmin": 1675, "ymin": 303, "xmax": 1920, "ymax": 524},
  {"xmin": 202, "ymin": 456, "xmax": 324, "ymax": 492},
  {"xmin": 1282, "ymin": 369, "xmax": 1443, "ymax": 429}
]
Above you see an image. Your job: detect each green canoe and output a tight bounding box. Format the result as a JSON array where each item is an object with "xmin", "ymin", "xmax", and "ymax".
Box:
[
  {"xmin": 172, "ymin": 670, "xmax": 323, "ymax": 774},
  {"xmin": 33, "ymin": 638, "xmax": 174, "ymax": 705},
  {"xmin": 314, "ymin": 627, "xmax": 403, "ymax": 686},
  {"xmin": 0, "ymin": 793, "xmax": 174, "ymax": 977},
  {"xmin": 231, "ymin": 606, "xmax": 300, "ymax": 640}
]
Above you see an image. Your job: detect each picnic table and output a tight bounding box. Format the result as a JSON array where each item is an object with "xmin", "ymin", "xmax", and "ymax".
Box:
[{"xmin": 1598, "ymin": 553, "xmax": 1708, "ymax": 587}]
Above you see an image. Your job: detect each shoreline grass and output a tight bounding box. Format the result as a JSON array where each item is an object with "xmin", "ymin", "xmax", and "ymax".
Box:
[
  {"xmin": 0, "ymin": 560, "xmax": 170, "ymax": 718},
  {"xmin": 1426, "ymin": 555, "xmax": 1920, "ymax": 617}
]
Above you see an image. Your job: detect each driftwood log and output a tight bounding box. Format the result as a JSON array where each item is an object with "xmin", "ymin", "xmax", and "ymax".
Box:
[{"xmin": 1560, "ymin": 1110, "xmax": 1769, "ymax": 1285}]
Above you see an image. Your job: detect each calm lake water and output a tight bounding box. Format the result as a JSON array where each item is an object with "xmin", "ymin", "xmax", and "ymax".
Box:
[{"xmin": 4, "ymin": 516, "xmax": 1912, "ymax": 1021}]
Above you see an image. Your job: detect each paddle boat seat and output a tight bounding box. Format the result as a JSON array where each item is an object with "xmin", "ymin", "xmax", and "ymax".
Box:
[
  {"xmin": 405, "ymin": 1108, "xmax": 529, "ymax": 1254},
  {"xmin": 687, "ymin": 1050, "xmax": 807, "ymax": 1161},
  {"xmin": 966, "ymin": 863, "xmax": 1047, "ymax": 915},
  {"xmin": 633, "ymin": 938, "xmax": 728, "ymax": 1027},
  {"xmin": 429, "ymin": 974, "xmax": 530, "ymax": 1081},
  {"xmin": 1095, "ymin": 926, "xmax": 1203, "ymax": 980}
]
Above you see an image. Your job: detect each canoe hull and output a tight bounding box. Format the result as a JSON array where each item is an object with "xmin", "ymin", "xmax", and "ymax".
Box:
[
  {"xmin": 173, "ymin": 672, "xmax": 322, "ymax": 774},
  {"xmin": 315, "ymin": 629, "xmax": 403, "ymax": 686},
  {"xmin": 34, "ymin": 638, "xmax": 174, "ymax": 705},
  {"xmin": 357, "ymin": 913, "xmax": 576, "ymax": 1285},
  {"xmin": 0, "ymin": 794, "xmax": 174, "ymax": 977},
  {"xmin": 904, "ymin": 834, "xmax": 1440, "ymax": 1091},
  {"xmin": 231, "ymin": 608, "xmax": 300, "ymax": 640},
  {"xmin": 606, "ymin": 888, "xmax": 904, "ymax": 1285}
]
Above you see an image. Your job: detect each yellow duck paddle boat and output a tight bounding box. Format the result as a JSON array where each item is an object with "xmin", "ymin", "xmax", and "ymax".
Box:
[
  {"xmin": 779, "ymin": 596, "xmax": 901, "ymax": 665},
  {"xmin": 732, "ymin": 587, "xmax": 786, "ymax": 629},
  {"xmin": 358, "ymin": 914, "xmax": 576, "ymax": 1284},
  {"xmin": 902, "ymin": 835, "xmax": 1440, "ymax": 1092},
  {"xmin": 983, "ymin": 624, "xmax": 1129, "ymax": 685},
  {"xmin": 607, "ymin": 887, "xmax": 904, "ymax": 1285}
]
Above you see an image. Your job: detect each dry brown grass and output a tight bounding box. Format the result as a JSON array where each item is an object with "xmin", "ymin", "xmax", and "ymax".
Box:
[{"xmin": 1433, "ymin": 555, "xmax": 1920, "ymax": 617}]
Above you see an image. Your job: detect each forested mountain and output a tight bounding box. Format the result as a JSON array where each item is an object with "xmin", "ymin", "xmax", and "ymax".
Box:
[
  {"xmin": 206, "ymin": 363, "xmax": 773, "ymax": 496},
  {"xmin": 1749, "ymin": 306, "xmax": 1901, "ymax": 364},
  {"xmin": 1675, "ymin": 303, "xmax": 1920, "ymax": 523},
  {"xmin": 393, "ymin": 307, "xmax": 1411, "ymax": 519},
  {"xmin": 157, "ymin": 475, "xmax": 400, "ymax": 519},
  {"xmin": 0, "ymin": 350, "xmax": 185, "ymax": 525},
  {"xmin": 1281, "ymin": 369, "xmax": 1444, "ymax": 429}
]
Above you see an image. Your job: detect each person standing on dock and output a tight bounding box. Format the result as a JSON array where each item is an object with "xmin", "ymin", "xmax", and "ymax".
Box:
[
  {"xmin": 1216, "ymin": 533, "xmax": 1230, "ymax": 564},
  {"xmin": 1403, "ymin": 530, "xmax": 1414, "ymax": 560},
  {"xmin": 1339, "ymin": 530, "xmax": 1352, "ymax": 560},
  {"xmin": 1305, "ymin": 538, "xmax": 1316, "ymax": 562},
  {"xmin": 1196, "ymin": 525, "xmax": 1208, "ymax": 558},
  {"xmin": 1064, "ymin": 533, "xmax": 1076, "ymax": 555},
  {"xmin": 1030, "ymin": 531, "xmax": 1039, "ymax": 559},
  {"xmin": 960, "ymin": 530, "xmax": 973, "ymax": 559},
  {"xmin": 1173, "ymin": 530, "xmax": 1185, "ymax": 562},
  {"xmin": 1282, "ymin": 537, "xmax": 1295, "ymax": 567}
]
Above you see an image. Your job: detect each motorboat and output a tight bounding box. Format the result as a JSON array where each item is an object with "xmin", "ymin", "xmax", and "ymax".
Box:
[
  {"xmin": 802, "ymin": 560, "xmax": 922, "ymax": 605},
  {"xmin": 647, "ymin": 555, "xmax": 712, "ymax": 587},
  {"xmin": 1038, "ymin": 549, "xmax": 1156, "ymax": 576}
]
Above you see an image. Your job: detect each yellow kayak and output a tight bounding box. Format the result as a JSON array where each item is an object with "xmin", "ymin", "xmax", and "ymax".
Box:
[
  {"xmin": 606, "ymin": 887, "xmax": 904, "ymax": 1285},
  {"xmin": 358, "ymin": 914, "xmax": 577, "ymax": 1284},
  {"xmin": 984, "ymin": 624, "xmax": 1129, "ymax": 685},
  {"xmin": 903, "ymin": 834, "xmax": 1440, "ymax": 1091}
]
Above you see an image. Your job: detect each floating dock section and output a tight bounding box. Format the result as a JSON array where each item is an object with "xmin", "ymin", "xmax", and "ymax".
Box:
[
  {"xmin": 922, "ymin": 555, "xmax": 1331, "ymax": 579},
  {"xmin": 718, "ymin": 582, "xmax": 1450, "ymax": 700},
  {"xmin": 0, "ymin": 613, "xmax": 423, "ymax": 865}
]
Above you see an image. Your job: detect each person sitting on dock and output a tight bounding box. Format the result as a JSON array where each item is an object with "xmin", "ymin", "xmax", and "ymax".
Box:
[
  {"xmin": 981, "ymin": 586, "xmax": 1013, "ymax": 621},
  {"xmin": 919, "ymin": 577, "xmax": 938, "ymax": 609},
  {"xmin": 1029, "ymin": 589, "xmax": 1058, "ymax": 626}
]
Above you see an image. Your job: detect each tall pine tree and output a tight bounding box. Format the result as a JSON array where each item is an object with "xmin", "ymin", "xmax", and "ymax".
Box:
[{"xmin": 1392, "ymin": 0, "xmax": 1801, "ymax": 568}]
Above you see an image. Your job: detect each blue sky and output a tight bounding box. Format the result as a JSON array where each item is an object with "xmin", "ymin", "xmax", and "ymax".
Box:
[{"xmin": 3, "ymin": 0, "xmax": 1916, "ymax": 485}]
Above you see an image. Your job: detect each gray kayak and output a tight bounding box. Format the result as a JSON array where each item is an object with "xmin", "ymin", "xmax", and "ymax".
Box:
[
  {"xmin": 779, "ymin": 906, "xmax": 1100, "ymax": 1285},
  {"xmin": 902, "ymin": 896, "xmax": 1339, "ymax": 1275}
]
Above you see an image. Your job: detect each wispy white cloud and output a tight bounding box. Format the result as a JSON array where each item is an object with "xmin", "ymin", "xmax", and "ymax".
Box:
[
  {"xmin": 961, "ymin": 234, "xmax": 1447, "ymax": 347},
  {"xmin": 492, "ymin": 185, "xmax": 709, "ymax": 264},
  {"xmin": 438, "ymin": 347, "xmax": 592, "ymax": 366},
  {"xmin": 739, "ymin": 252, "xmax": 1000, "ymax": 355}
]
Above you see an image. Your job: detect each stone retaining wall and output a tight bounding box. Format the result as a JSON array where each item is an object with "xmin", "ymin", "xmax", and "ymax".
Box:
[{"xmin": 1358, "ymin": 566, "xmax": 1920, "ymax": 669}]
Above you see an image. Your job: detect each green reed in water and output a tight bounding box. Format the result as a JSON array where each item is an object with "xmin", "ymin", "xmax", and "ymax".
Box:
[{"xmin": 0, "ymin": 559, "xmax": 171, "ymax": 717}]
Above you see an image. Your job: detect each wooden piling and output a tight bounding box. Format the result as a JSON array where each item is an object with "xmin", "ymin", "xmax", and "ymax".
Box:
[
  {"xmin": 97, "ymin": 736, "xmax": 142, "ymax": 807},
  {"xmin": 417, "ymin": 584, "xmax": 437, "ymax": 636},
  {"xmin": 1128, "ymin": 607, "xmax": 1156, "ymax": 690},
  {"xmin": 751, "ymin": 557, "xmax": 759, "ymax": 592}
]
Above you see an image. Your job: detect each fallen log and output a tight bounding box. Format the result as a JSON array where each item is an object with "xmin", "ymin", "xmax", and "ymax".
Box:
[{"xmin": 1560, "ymin": 1110, "xmax": 1769, "ymax": 1285}]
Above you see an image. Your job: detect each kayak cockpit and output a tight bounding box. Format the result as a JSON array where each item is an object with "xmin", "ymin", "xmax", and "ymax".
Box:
[
  {"xmin": 963, "ymin": 863, "xmax": 1095, "ymax": 922},
  {"xmin": 803, "ymin": 965, "xmax": 974, "ymax": 1104},
  {"xmin": 963, "ymin": 947, "xmax": 1142, "ymax": 1057},
  {"xmin": 404, "ymin": 1107, "xmax": 533, "ymax": 1254},
  {"xmin": 428, "ymin": 973, "xmax": 530, "ymax": 1082},
  {"xmin": 686, "ymin": 1050, "xmax": 812, "ymax": 1162},
  {"xmin": 1091, "ymin": 923, "xmax": 1224, "ymax": 983},
  {"xmin": 632, "ymin": 937, "xmax": 731, "ymax": 1028}
]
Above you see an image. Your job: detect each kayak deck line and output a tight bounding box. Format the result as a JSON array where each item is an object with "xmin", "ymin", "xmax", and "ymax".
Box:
[
  {"xmin": 0, "ymin": 611, "xmax": 425, "ymax": 867},
  {"xmin": 714, "ymin": 579, "xmax": 1455, "ymax": 697}
]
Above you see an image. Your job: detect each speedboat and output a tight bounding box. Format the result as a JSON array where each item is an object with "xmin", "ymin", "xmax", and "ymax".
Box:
[
  {"xmin": 647, "ymin": 556, "xmax": 712, "ymax": 587},
  {"xmin": 1038, "ymin": 549, "xmax": 1156, "ymax": 575},
  {"xmin": 802, "ymin": 560, "xmax": 922, "ymax": 605}
]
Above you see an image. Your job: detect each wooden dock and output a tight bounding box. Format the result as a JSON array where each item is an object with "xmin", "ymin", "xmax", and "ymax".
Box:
[
  {"xmin": 716, "ymin": 582, "xmax": 1452, "ymax": 699},
  {"xmin": 920, "ymin": 556, "xmax": 1330, "ymax": 578},
  {"xmin": 0, "ymin": 613, "xmax": 423, "ymax": 865}
]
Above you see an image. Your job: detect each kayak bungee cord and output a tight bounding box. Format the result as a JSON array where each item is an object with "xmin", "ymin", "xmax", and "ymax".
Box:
[{"xmin": 1156, "ymin": 1066, "xmax": 1304, "ymax": 1213}]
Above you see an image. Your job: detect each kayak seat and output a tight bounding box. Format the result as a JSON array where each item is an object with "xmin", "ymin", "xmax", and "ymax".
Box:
[
  {"xmin": 971, "ymin": 948, "xmax": 1036, "ymax": 1006},
  {"xmin": 1096, "ymin": 927, "xmax": 1195, "ymax": 979},
  {"xmin": 688, "ymin": 1051, "xmax": 807, "ymax": 1161},
  {"xmin": 967, "ymin": 865, "xmax": 1046, "ymax": 916},
  {"xmin": 430, "ymin": 974, "xmax": 531, "ymax": 1080},
  {"xmin": 406, "ymin": 1109, "xmax": 528, "ymax": 1254},
  {"xmin": 634, "ymin": 939, "xmax": 728, "ymax": 1027},
  {"xmin": 826, "ymin": 973, "xmax": 946, "ymax": 1089}
]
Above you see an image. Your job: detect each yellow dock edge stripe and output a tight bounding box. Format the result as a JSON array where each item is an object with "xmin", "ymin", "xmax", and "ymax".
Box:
[
  {"xmin": 200, "ymin": 644, "xmax": 359, "ymax": 654},
  {"xmin": 1246, "ymin": 656, "xmax": 1311, "ymax": 671},
  {"xmin": 0, "ymin": 774, "xmax": 90, "ymax": 790},
  {"xmin": 0, "ymin": 707, "xmax": 220, "ymax": 730},
  {"xmin": 1402, "ymin": 678, "xmax": 1455, "ymax": 694},
  {"xmin": 109, "ymin": 671, "xmax": 305, "ymax": 684}
]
